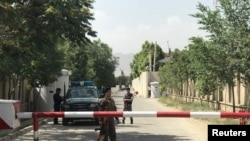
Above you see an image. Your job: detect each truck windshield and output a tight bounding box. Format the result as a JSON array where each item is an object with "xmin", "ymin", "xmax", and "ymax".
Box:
[{"xmin": 67, "ymin": 88, "xmax": 98, "ymax": 98}]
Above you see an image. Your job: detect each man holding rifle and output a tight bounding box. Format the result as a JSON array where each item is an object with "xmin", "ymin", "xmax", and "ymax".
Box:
[{"xmin": 98, "ymin": 87, "xmax": 117, "ymax": 141}]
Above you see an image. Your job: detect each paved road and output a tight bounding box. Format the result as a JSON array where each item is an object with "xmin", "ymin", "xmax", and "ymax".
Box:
[{"xmin": 11, "ymin": 90, "xmax": 208, "ymax": 141}]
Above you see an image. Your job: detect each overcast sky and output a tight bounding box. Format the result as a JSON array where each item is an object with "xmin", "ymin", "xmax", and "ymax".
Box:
[{"xmin": 90, "ymin": 0, "xmax": 216, "ymax": 54}]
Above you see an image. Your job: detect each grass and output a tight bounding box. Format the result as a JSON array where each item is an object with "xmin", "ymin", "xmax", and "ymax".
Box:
[{"xmin": 158, "ymin": 96, "xmax": 249, "ymax": 125}]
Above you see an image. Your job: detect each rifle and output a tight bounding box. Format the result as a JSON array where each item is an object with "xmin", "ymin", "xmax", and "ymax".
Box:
[
  {"xmin": 96, "ymin": 98, "xmax": 114, "ymax": 141},
  {"xmin": 96, "ymin": 116, "xmax": 108, "ymax": 141}
]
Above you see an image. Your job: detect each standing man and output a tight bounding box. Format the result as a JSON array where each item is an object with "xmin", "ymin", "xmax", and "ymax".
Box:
[
  {"xmin": 122, "ymin": 87, "xmax": 134, "ymax": 124},
  {"xmin": 99, "ymin": 87, "xmax": 117, "ymax": 141},
  {"xmin": 53, "ymin": 88, "xmax": 63, "ymax": 124},
  {"xmin": 99, "ymin": 87, "xmax": 120, "ymax": 124}
]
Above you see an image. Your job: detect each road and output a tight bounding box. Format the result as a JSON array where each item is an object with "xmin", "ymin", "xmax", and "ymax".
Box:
[{"xmin": 11, "ymin": 90, "xmax": 208, "ymax": 141}]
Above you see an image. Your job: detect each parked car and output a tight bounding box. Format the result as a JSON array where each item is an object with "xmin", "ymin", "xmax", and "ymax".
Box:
[{"xmin": 60, "ymin": 86, "xmax": 100, "ymax": 125}]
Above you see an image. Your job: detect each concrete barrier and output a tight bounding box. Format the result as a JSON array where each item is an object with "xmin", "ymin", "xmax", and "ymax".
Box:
[{"xmin": 0, "ymin": 99, "xmax": 20, "ymax": 129}]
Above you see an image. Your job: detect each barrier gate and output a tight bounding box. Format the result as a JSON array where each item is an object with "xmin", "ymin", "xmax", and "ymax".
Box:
[
  {"xmin": 1, "ymin": 111, "xmax": 247, "ymax": 140},
  {"xmin": 0, "ymin": 100, "xmax": 249, "ymax": 141}
]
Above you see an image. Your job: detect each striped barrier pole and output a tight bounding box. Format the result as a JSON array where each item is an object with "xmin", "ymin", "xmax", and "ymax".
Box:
[
  {"xmin": 16, "ymin": 111, "xmax": 250, "ymax": 141},
  {"xmin": 17, "ymin": 111, "xmax": 250, "ymax": 119},
  {"xmin": 238, "ymin": 109, "xmax": 247, "ymax": 125},
  {"xmin": 33, "ymin": 113, "xmax": 39, "ymax": 141}
]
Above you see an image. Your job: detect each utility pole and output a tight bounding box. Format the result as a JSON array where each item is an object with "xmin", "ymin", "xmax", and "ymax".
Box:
[
  {"xmin": 213, "ymin": 0, "xmax": 218, "ymax": 10},
  {"xmin": 149, "ymin": 52, "xmax": 152, "ymax": 72},
  {"xmin": 167, "ymin": 41, "xmax": 170, "ymax": 53},
  {"xmin": 153, "ymin": 42, "xmax": 157, "ymax": 72},
  {"xmin": 213, "ymin": 0, "xmax": 217, "ymax": 6}
]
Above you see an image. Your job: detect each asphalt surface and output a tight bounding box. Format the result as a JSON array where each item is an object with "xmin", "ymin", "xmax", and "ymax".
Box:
[{"xmin": 6, "ymin": 90, "xmax": 208, "ymax": 141}]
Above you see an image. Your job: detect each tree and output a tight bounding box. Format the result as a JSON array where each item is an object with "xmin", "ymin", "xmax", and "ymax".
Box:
[
  {"xmin": 0, "ymin": 0, "xmax": 97, "ymax": 87},
  {"xmin": 188, "ymin": 38, "xmax": 227, "ymax": 103},
  {"xmin": 190, "ymin": 0, "xmax": 250, "ymax": 111},
  {"xmin": 130, "ymin": 41, "xmax": 165, "ymax": 78},
  {"xmin": 86, "ymin": 39, "xmax": 118, "ymax": 87},
  {"xmin": 159, "ymin": 49, "xmax": 183, "ymax": 95},
  {"xmin": 115, "ymin": 70, "xmax": 129, "ymax": 88}
]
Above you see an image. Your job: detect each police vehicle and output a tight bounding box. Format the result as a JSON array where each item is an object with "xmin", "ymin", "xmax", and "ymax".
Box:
[{"xmin": 60, "ymin": 81, "xmax": 100, "ymax": 125}]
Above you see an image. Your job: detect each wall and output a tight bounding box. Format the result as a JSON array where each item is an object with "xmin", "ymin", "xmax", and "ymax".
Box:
[
  {"xmin": 34, "ymin": 69, "xmax": 70, "ymax": 112},
  {"xmin": 132, "ymin": 71, "xmax": 159, "ymax": 98},
  {"xmin": 131, "ymin": 71, "xmax": 250, "ymax": 112},
  {"xmin": 0, "ymin": 69, "xmax": 70, "ymax": 112},
  {"xmin": 0, "ymin": 79, "xmax": 33, "ymax": 112},
  {"xmin": 166, "ymin": 80, "xmax": 250, "ymax": 112}
]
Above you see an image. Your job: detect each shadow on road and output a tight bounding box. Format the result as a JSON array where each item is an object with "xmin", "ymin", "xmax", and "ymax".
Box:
[
  {"xmin": 117, "ymin": 131, "xmax": 192, "ymax": 141},
  {"xmin": 14, "ymin": 120, "xmax": 192, "ymax": 141},
  {"xmin": 17, "ymin": 131, "xmax": 191, "ymax": 141},
  {"xmin": 65, "ymin": 120, "xmax": 99, "ymax": 126}
]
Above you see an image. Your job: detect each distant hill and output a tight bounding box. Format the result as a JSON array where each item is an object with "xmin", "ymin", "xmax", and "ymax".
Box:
[{"xmin": 113, "ymin": 53, "xmax": 134, "ymax": 77}]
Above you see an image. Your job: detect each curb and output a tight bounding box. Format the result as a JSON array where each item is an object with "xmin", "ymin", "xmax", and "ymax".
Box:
[{"xmin": 0, "ymin": 119, "xmax": 51, "ymax": 141}]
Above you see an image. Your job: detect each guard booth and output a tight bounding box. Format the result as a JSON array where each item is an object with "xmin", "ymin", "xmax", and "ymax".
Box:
[
  {"xmin": 0, "ymin": 99, "xmax": 20, "ymax": 129},
  {"xmin": 150, "ymin": 81, "xmax": 160, "ymax": 98}
]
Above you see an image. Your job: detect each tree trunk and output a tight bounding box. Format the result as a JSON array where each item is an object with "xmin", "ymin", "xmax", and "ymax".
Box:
[
  {"xmin": 8, "ymin": 79, "xmax": 12, "ymax": 100},
  {"xmin": 237, "ymin": 74, "xmax": 240, "ymax": 105},
  {"xmin": 193, "ymin": 79, "xmax": 196, "ymax": 102},
  {"xmin": 231, "ymin": 84, "xmax": 236, "ymax": 112},
  {"xmin": 185, "ymin": 80, "xmax": 188, "ymax": 103},
  {"xmin": 207, "ymin": 95, "xmax": 210, "ymax": 106},
  {"xmin": 2, "ymin": 80, "xmax": 6, "ymax": 99},
  {"xmin": 246, "ymin": 82, "xmax": 250, "ymax": 112},
  {"xmin": 200, "ymin": 95, "xmax": 203, "ymax": 106},
  {"xmin": 181, "ymin": 80, "xmax": 183, "ymax": 96}
]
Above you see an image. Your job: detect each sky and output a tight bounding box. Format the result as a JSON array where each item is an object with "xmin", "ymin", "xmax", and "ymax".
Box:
[{"xmin": 90, "ymin": 0, "xmax": 216, "ymax": 54}]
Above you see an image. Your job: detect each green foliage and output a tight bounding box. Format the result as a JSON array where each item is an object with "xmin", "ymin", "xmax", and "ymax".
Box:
[
  {"xmin": 0, "ymin": 0, "xmax": 96, "ymax": 86},
  {"xmin": 115, "ymin": 70, "xmax": 131, "ymax": 87},
  {"xmin": 159, "ymin": 96, "xmax": 212, "ymax": 111},
  {"xmin": 86, "ymin": 39, "xmax": 118, "ymax": 87},
  {"xmin": 115, "ymin": 70, "xmax": 127, "ymax": 85},
  {"xmin": 130, "ymin": 41, "xmax": 165, "ymax": 78},
  {"xmin": 191, "ymin": 0, "xmax": 250, "ymax": 85},
  {"xmin": 159, "ymin": 55, "xmax": 181, "ymax": 90},
  {"xmin": 188, "ymin": 38, "xmax": 227, "ymax": 95},
  {"xmin": 159, "ymin": 0, "xmax": 250, "ymax": 99},
  {"xmin": 159, "ymin": 48, "xmax": 191, "ymax": 93}
]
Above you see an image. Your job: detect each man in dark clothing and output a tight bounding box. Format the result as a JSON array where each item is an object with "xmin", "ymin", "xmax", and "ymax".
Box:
[
  {"xmin": 122, "ymin": 87, "xmax": 134, "ymax": 124},
  {"xmin": 53, "ymin": 88, "xmax": 63, "ymax": 124}
]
